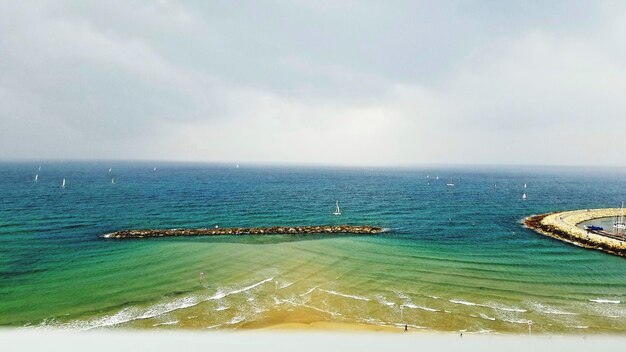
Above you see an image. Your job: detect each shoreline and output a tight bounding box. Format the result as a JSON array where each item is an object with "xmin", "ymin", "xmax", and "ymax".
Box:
[
  {"xmin": 524, "ymin": 208, "xmax": 626, "ymax": 257},
  {"xmin": 103, "ymin": 225, "xmax": 383, "ymax": 239}
]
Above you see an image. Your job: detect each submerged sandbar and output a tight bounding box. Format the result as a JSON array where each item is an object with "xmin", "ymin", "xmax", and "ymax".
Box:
[
  {"xmin": 525, "ymin": 208, "xmax": 626, "ymax": 257},
  {"xmin": 103, "ymin": 225, "xmax": 383, "ymax": 239}
]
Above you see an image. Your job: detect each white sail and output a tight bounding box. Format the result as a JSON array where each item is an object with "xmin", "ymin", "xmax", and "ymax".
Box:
[
  {"xmin": 38, "ymin": 165, "xmax": 41, "ymax": 171},
  {"xmin": 522, "ymin": 193, "xmax": 527, "ymax": 200},
  {"xmin": 333, "ymin": 201, "xmax": 341, "ymax": 215},
  {"xmin": 524, "ymin": 183, "xmax": 527, "ymax": 188},
  {"xmin": 34, "ymin": 174, "xmax": 38, "ymax": 182},
  {"xmin": 614, "ymin": 202, "xmax": 626, "ymax": 231},
  {"xmin": 111, "ymin": 177, "xmax": 115, "ymax": 184},
  {"xmin": 61, "ymin": 178, "xmax": 66, "ymax": 188},
  {"xmin": 109, "ymin": 168, "xmax": 112, "ymax": 173},
  {"xmin": 153, "ymin": 167, "xmax": 157, "ymax": 171}
]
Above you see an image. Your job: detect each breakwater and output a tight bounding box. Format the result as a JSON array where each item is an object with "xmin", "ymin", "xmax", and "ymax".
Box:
[
  {"xmin": 103, "ymin": 225, "xmax": 384, "ymax": 239},
  {"xmin": 525, "ymin": 208, "xmax": 626, "ymax": 257}
]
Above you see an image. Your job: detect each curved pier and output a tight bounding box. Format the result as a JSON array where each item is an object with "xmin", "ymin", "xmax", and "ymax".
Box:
[
  {"xmin": 525, "ymin": 208, "xmax": 626, "ymax": 257},
  {"xmin": 103, "ymin": 225, "xmax": 383, "ymax": 239}
]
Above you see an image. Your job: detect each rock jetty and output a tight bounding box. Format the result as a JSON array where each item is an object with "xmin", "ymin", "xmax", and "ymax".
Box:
[
  {"xmin": 103, "ymin": 225, "xmax": 384, "ymax": 239},
  {"xmin": 525, "ymin": 208, "xmax": 626, "ymax": 257}
]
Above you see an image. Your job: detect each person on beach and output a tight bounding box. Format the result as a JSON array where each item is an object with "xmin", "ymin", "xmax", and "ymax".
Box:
[{"xmin": 404, "ymin": 324, "xmax": 408, "ymax": 332}]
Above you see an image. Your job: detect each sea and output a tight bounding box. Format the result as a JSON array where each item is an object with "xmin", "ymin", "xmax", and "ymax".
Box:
[{"xmin": 1, "ymin": 161, "xmax": 625, "ymax": 333}]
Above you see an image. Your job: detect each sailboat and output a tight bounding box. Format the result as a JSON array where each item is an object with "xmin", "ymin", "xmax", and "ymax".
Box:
[
  {"xmin": 38, "ymin": 165, "xmax": 41, "ymax": 172},
  {"xmin": 61, "ymin": 178, "xmax": 66, "ymax": 188},
  {"xmin": 34, "ymin": 174, "xmax": 38, "ymax": 182},
  {"xmin": 108, "ymin": 168, "xmax": 112, "ymax": 173},
  {"xmin": 524, "ymin": 183, "xmax": 527, "ymax": 188},
  {"xmin": 153, "ymin": 167, "xmax": 157, "ymax": 171},
  {"xmin": 614, "ymin": 202, "xmax": 626, "ymax": 234},
  {"xmin": 111, "ymin": 177, "xmax": 116, "ymax": 184},
  {"xmin": 522, "ymin": 193, "xmax": 527, "ymax": 200},
  {"xmin": 332, "ymin": 201, "xmax": 342, "ymax": 216}
]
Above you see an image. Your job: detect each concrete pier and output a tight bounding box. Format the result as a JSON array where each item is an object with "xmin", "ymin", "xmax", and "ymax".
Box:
[
  {"xmin": 103, "ymin": 225, "xmax": 384, "ymax": 239},
  {"xmin": 525, "ymin": 208, "xmax": 626, "ymax": 257}
]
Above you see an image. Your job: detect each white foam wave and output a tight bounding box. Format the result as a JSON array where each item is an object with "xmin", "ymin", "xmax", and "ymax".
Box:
[
  {"xmin": 226, "ymin": 315, "xmax": 245, "ymax": 325},
  {"xmin": 479, "ymin": 313, "xmax": 496, "ymax": 321},
  {"xmin": 449, "ymin": 299, "xmax": 478, "ymax": 306},
  {"xmin": 502, "ymin": 318, "xmax": 531, "ymax": 324},
  {"xmin": 589, "ymin": 298, "xmax": 620, "ymax": 304},
  {"xmin": 211, "ymin": 277, "xmax": 274, "ymax": 299},
  {"xmin": 375, "ymin": 295, "xmax": 396, "ymax": 307},
  {"xmin": 152, "ymin": 320, "xmax": 179, "ymax": 327},
  {"xmin": 487, "ymin": 304, "xmax": 527, "ymax": 313},
  {"xmin": 279, "ymin": 281, "xmax": 295, "ymax": 289},
  {"xmin": 280, "ymin": 298, "xmax": 341, "ymax": 316},
  {"xmin": 299, "ymin": 286, "xmax": 319, "ymax": 297},
  {"xmin": 52, "ymin": 277, "xmax": 274, "ymax": 330},
  {"xmin": 403, "ymin": 303, "xmax": 439, "ymax": 312},
  {"xmin": 319, "ymin": 289, "xmax": 370, "ymax": 302},
  {"xmin": 530, "ymin": 302, "xmax": 577, "ymax": 316},
  {"xmin": 567, "ymin": 325, "xmax": 589, "ymax": 329}
]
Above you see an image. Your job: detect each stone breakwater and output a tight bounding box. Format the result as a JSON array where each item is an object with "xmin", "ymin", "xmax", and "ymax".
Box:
[
  {"xmin": 103, "ymin": 225, "xmax": 384, "ymax": 239},
  {"xmin": 524, "ymin": 208, "xmax": 626, "ymax": 257}
]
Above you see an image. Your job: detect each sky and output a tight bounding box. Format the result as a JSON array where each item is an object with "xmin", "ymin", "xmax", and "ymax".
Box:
[{"xmin": 1, "ymin": 0, "xmax": 625, "ymax": 166}]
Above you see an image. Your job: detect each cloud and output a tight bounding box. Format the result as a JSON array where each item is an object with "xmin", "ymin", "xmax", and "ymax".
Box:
[{"xmin": 0, "ymin": 1, "xmax": 625, "ymax": 165}]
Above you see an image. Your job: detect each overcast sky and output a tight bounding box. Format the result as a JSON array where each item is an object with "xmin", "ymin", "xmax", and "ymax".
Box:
[{"xmin": 1, "ymin": 1, "xmax": 625, "ymax": 166}]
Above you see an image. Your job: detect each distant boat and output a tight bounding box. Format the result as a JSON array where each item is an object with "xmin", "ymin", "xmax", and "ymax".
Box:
[
  {"xmin": 524, "ymin": 183, "xmax": 527, "ymax": 188},
  {"xmin": 38, "ymin": 165, "xmax": 41, "ymax": 171},
  {"xmin": 111, "ymin": 177, "xmax": 116, "ymax": 184},
  {"xmin": 446, "ymin": 183, "xmax": 455, "ymax": 187},
  {"xmin": 34, "ymin": 174, "xmax": 38, "ymax": 182},
  {"xmin": 332, "ymin": 201, "xmax": 342, "ymax": 216},
  {"xmin": 153, "ymin": 167, "xmax": 157, "ymax": 171},
  {"xmin": 522, "ymin": 193, "xmax": 527, "ymax": 200},
  {"xmin": 436, "ymin": 176, "xmax": 439, "ymax": 180},
  {"xmin": 108, "ymin": 168, "xmax": 112, "ymax": 173},
  {"xmin": 236, "ymin": 164, "xmax": 240, "ymax": 169},
  {"xmin": 61, "ymin": 178, "xmax": 66, "ymax": 188}
]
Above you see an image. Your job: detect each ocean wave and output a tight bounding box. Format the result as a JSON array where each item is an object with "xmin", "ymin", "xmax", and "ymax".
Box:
[
  {"xmin": 589, "ymin": 298, "xmax": 620, "ymax": 304},
  {"xmin": 567, "ymin": 325, "xmax": 589, "ymax": 329},
  {"xmin": 210, "ymin": 277, "xmax": 274, "ymax": 300},
  {"xmin": 502, "ymin": 318, "xmax": 531, "ymax": 324},
  {"xmin": 280, "ymin": 298, "xmax": 341, "ymax": 316},
  {"xmin": 375, "ymin": 295, "xmax": 396, "ymax": 307},
  {"xmin": 449, "ymin": 299, "xmax": 479, "ymax": 306},
  {"xmin": 299, "ymin": 286, "xmax": 319, "ymax": 297},
  {"xmin": 49, "ymin": 277, "xmax": 275, "ymax": 330},
  {"xmin": 403, "ymin": 303, "xmax": 439, "ymax": 312},
  {"xmin": 319, "ymin": 289, "xmax": 370, "ymax": 302},
  {"xmin": 279, "ymin": 281, "xmax": 295, "ymax": 289},
  {"xmin": 530, "ymin": 302, "xmax": 577, "ymax": 316},
  {"xmin": 479, "ymin": 313, "xmax": 496, "ymax": 321},
  {"xmin": 485, "ymin": 303, "xmax": 527, "ymax": 313},
  {"xmin": 152, "ymin": 320, "xmax": 179, "ymax": 327}
]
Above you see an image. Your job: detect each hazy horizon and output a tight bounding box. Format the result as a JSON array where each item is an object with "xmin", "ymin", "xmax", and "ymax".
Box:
[{"xmin": 2, "ymin": 1, "xmax": 625, "ymax": 166}]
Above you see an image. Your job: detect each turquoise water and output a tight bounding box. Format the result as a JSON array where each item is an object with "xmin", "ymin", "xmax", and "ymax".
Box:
[{"xmin": 1, "ymin": 162, "xmax": 625, "ymax": 332}]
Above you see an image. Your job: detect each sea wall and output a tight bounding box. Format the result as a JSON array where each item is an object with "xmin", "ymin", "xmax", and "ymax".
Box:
[
  {"xmin": 524, "ymin": 208, "xmax": 626, "ymax": 257},
  {"xmin": 103, "ymin": 225, "xmax": 383, "ymax": 239}
]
